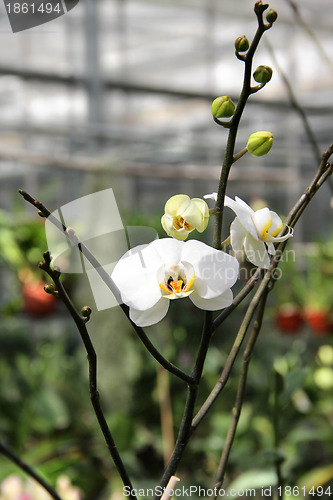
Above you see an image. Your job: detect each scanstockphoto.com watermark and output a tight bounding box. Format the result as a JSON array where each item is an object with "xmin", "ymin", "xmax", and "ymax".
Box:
[
  {"xmin": 3, "ymin": 0, "xmax": 80, "ymax": 33},
  {"xmin": 123, "ymin": 485, "xmax": 332, "ymax": 498},
  {"xmin": 122, "ymin": 486, "xmax": 286, "ymax": 499},
  {"xmin": 123, "ymin": 485, "xmax": 258, "ymax": 498}
]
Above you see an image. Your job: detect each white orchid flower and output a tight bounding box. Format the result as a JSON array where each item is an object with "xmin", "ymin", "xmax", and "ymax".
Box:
[
  {"xmin": 204, "ymin": 193, "xmax": 293, "ymax": 269},
  {"xmin": 111, "ymin": 238, "xmax": 239, "ymax": 327},
  {"xmin": 161, "ymin": 194, "xmax": 209, "ymax": 241}
]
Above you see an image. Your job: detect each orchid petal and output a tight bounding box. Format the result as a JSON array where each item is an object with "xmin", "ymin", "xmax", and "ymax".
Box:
[
  {"xmin": 129, "ymin": 298, "xmax": 170, "ymax": 327},
  {"xmin": 152, "ymin": 238, "xmax": 185, "ymax": 267},
  {"xmin": 190, "ymin": 288, "xmax": 233, "ymax": 311},
  {"xmin": 234, "ymin": 196, "xmax": 254, "ymax": 212},
  {"xmin": 224, "ymin": 196, "xmax": 258, "ymax": 240},
  {"xmin": 112, "ymin": 244, "xmax": 162, "ymax": 310},
  {"xmin": 230, "ymin": 217, "xmax": 246, "ymax": 256},
  {"xmin": 182, "ymin": 198, "xmax": 209, "ymax": 232},
  {"xmin": 182, "ymin": 240, "xmax": 239, "ymax": 299},
  {"xmin": 268, "ymin": 211, "xmax": 283, "ymax": 237},
  {"xmin": 266, "ymin": 241, "xmax": 276, "ymax": 255},
  {"xmin": 164, "ymin": 194, "xmax": 190, "ymax": 216},
  {"xmin": 251, "ymin": 208, "xmax": 272, "ymax": 240},
  {"xmin": 244, "ymin": 233, "xmax": 270, "ymax": 269},
  {"xmin": 204, "ymin": 192, "xmax": 217, "ymax": 202}
]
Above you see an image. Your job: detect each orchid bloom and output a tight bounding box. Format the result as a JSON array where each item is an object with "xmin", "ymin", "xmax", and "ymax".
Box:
[
  {"xmin": 204, "ymin": 193, "xmax": 293, "ymax": 269},
  {"xmin": 161, "ymin": 194, "xmax": 209, "ymax": 241},
  {"xmin": 111, "ymin": 238, "xmax": 239, "ymax": 327}
]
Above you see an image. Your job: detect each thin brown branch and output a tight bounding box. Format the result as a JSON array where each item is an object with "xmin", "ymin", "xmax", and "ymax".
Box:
[
  {"xmin": 0, "ymin": 439, "xmax": 63, "ymax": 500},
  {"xmin": 18, "ymin": 190, "xmax": 194, "ymax": 386},
  {"xmin": 39, "ymin": 253, "xmax": 137, "ymax": 499},
  {"xmin": 211, "ymin": 288, "xmax": 269, "ymax": 494},
  {"xmin": 155, "ymin": 311, "xmax": 213, "ymax": 496}
]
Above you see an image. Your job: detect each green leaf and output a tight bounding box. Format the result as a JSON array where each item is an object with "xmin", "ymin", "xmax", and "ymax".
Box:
[
  {"xmin": 226, "ymin": 469, "xmax": 276, "ymax": 491},
  {"xmin": 298, "ymin": 463, "xmax": 333, "ymax": 492}
]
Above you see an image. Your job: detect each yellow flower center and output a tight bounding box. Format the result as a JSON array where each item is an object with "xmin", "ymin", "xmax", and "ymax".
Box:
[
  {"xmin": 173, "ymin": 216, "xmax": 194, "ymax": 232},
  {"xmin": 169, "ymin": 279, "xmax": 184, "ymax": 294},
  {"xmin": 159, "ymin": 268, "xmax": 195, "ymax": 300}
]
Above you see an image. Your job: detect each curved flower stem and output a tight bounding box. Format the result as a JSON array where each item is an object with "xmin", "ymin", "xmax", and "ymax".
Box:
[
  {"xmin": 0, "ymin": 439, "xmax": 63, "ymax": 500},
  {"xmin": 154, "ymin": 311, "xmax": 213, "ymax": 496},
  {"xmin": 233, "ymin": 147, "xmax": 248, "ymax": 163},
  {"xmin": 39, "ymin": 253, "xmax": 137, "ymax": 499},
  {"xmin": 213, "ymin": 6, "xmax": 272, "ymax": 250},
  {"xmin": 285, "ymin": 144, "xmax": 333, "ymax": 228},
  {"xmin": 18, "ymin": 190, "xmax": 193, "ymax": 386},
  {"xmin": 211, "ymin": 288, "xmax": 270, "ymax": 494},
  {"xmin": 192, "ymin": 270, "xmax": 270, "ymax": 431}
]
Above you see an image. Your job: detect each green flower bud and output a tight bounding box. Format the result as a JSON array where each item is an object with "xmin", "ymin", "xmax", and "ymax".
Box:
[
  {"xmin": 81, "ymin": 305, "xmax": 92, "ymax": 318},
  {"xmin": 44, "ymin": 283, "xmax": 56, "ymax": 294},
  {"xmin": 211, "ymin": 96, "xmax": 235, "ymax": 119},
  {"xmin": 235, "ymin": 35, "xmax": 249, "ymax": 53},
  {"xmin": 253, "ymin": 65, "xmax": 273, "ymax": 84},
  {"xmin": 266, "ymin": 9, "xmax": 278, "ymax": 23},
  {"xmin": 247, "ymin": 131, "xmax": 273, "ymax": 157}
]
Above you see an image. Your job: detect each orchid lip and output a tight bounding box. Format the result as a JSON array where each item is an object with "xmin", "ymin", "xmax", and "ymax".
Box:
[
  {"xmin": 264, "ymin": 224, "xmax": 294, "ymax": 242},
  {"xmin": 159, "ymin": 265, "xmax": 195, "ymax": 300}
]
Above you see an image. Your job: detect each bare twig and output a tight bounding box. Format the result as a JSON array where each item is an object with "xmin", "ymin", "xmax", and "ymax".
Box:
[
  {"xmin": 155, "ymin": 311, "xmax": 213, "ymax": 495},
  {"xmin": 18, "ymin": 190, "xmax": 194, "ymax": 385},
  {"xmin": 0, "ymin": 439, "xmax": 63, "ymax": 500},
  {"xmin": 211, "ymin": 288, "xmax": 270, "ymax": 495},
  {"xmin": 39, "ymin": 252, "xmax": 137, "ymax": 499}
]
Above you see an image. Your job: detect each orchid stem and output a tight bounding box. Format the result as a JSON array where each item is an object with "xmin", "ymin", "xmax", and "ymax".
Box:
[
  {"xmin": 0, "ymin": 439, "xmax": 63, "ymax": 500},
  {"xmin": 221, "ymin": 235, "xmax": 231, "ymax": 248},
  {"xmin": 213, "ymin": 6, "xmax": 272, "ymax": 250},
  {"xmin": 233, "ymin": 147, "xmax": 248, "ymax": 163}
]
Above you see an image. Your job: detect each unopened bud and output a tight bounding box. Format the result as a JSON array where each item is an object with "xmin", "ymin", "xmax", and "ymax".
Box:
[
  {"xmin": 266, "ymin": 9, "xmax": 278, "ymax": 23},
  {"xmin": 44, "ymin": 283, "xmax": 56, "ymax": 294},
  {"xmin": 235, "ymin": 35, "xmax": 249, "ymax": 53},
  {"xmin": 211, "ymin": 96, "xmax": 235, "ymax": 119},
  {"xmin": 247, "ymin": 131, "xmax": 273, "ymax": 157},
  {"xmin": 253, "ymin": 65, "xmax": 273, "ymax": 84},
  {"xmin": 81, "ymin": 306, "xmax": 92, "ymax": 319},
  {"xmin": 254, "ymin": 1, "xmax": 269, "ymax": 14}
]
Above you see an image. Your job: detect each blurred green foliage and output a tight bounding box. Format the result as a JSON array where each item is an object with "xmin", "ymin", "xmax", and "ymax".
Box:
[{"xmin": 0, "ymin": 211, "xmax": 332, "ymax": 499}]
